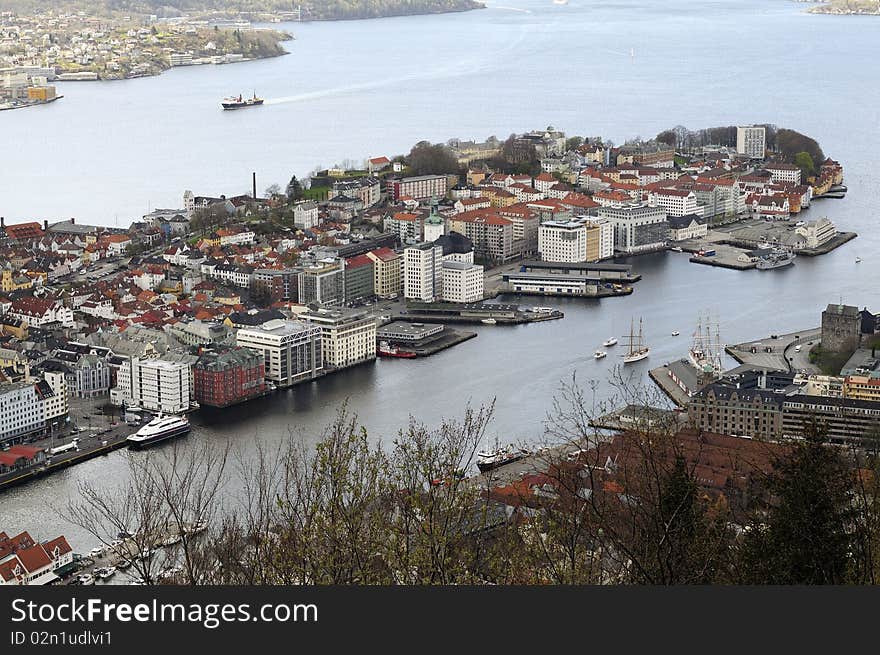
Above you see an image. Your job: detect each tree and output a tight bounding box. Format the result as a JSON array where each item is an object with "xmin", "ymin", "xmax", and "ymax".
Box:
[
  {"xmin": 735, "ymin": 419, "xmax": 858, "ymax": 584},
  {"xmin": 656, "ymin": 130, "xmax": 677, "ymax": 147},
  {"xmin": 286, "ymin": 175, "xmax": 304, "ymax": 201},
  {"xmin": 407, "ymin": 141, "xmax": 460, "ymax": 176},
  {"xmin": 775, "ymin": 128, "xmax": 824, "ymax": 165},
  {"xmin": 565, "ymin": 136, "xmax": 584, "ymax": 151},
  {"xmin": 793, "ymin": 151, "xmax": 816, "ymax": 180},
  {"xmin": 265, "ymin": 183, "xmax": 281, "ymax": 198}
]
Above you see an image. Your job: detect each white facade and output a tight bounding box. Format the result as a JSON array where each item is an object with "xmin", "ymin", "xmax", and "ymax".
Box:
[
  {"xmin": 114, "ymin": 357, "xmax": 193, "ymax": 414},
  {"xmin": 236, "ymin": 320, "xmax": 323, "ymax": 387},
  {"xmin": 41, "ymin": 371, "xmax": 68, "ymax": 424},
  {"xmin": 736, "ymin": 126, "xmax": 766, "ymax": 159},
  {"xmin": 301, "ymin": 310, "xmax": 377, "ymax": 370},
  {"xmin": 441, "ymin": 260, "xmax": 484, "ymax": 303},
  {"xmin": 404, "ymin": 243, "xmax": 443, "ymax": 302},
  {"xmin": 795, "ymin": 217, "xmax": 837, "ymax": 248},
  {"xmin": 591, "ymin": 218, "xmax": 615, "ymax": 261},
  {"xmin": 0, "ymin": 383, "xmax": 43, "ymax": 445},
  {"xmin": 292, "ymin": 201, "xmax": 320, "ymax": 229},
  {"xmin": 648, "ymin": 189, "xmax": 701, "ymax": 218},
  {"xmin": 766, "ymin": 164, "xmax": 802, "ymax": 185},
  {"xmin": 538, "ymin": 220, "xmax": 588, "ymax": 263}
]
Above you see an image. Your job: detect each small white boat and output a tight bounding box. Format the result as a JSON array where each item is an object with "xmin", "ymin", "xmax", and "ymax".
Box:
[
  {"xmin": 95, "ymin": 566, "xmax": 116, "ymax": 580},
  {"xmin": 602, "ymin": 337, "xmax": 618, "ymax": 347},
  {"xmin": 671, "ymin": 331, "xmax": 680, "ymax": 336},
  {"xmin": 670, "ymin": 246, "xmax": 683, "ymax": 252},
  {"xmin": 481, "ymin": 318, "xmax": 497, "ymax": 325},
  {"xmin": 594, "ymin": 350, "xmax": 607, "ymax": 359},
  {"xmin": 76, "ymin": 573, "xmax": 95, "ymax": 585},
  {"xmin": 855, "ymin": 257, "xmax": 862, "ymax": 263}
]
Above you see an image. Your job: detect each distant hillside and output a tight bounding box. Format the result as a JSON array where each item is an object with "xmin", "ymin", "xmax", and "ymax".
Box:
[
  {"xmin": 0, "ymin": 0, "xmax": 485, "ymax": 20},
  {"xmin": 808, "ymin": 0, "xmax": 880, "ymax": 15}
]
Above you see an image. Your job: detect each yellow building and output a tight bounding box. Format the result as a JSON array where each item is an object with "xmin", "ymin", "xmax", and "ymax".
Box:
[
  {"xmin": 843, "ymin": 375, "xmax": 880, "ymax": 403},
  {"xmin": 365, "ymin": 248, "xmax": 402, "ymax": 299},
  {"xmin": 1, "ymin": 268, "xmax": 33, "ymax": 293},
  {"xmin": 27, "ymin": 85, "xmax": 56, "ymax": 101},
  {"xmin": 0, "ymin": 316, "xmax": 28, "ymax": 340}
]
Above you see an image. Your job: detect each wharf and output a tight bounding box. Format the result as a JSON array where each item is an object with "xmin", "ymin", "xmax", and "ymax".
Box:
[
  {"xmin": 648, "ymin": 361, "xmax": 705, "ymax": 408},
  {"xmin": 588, "ymin": 404, "xmax": 687, "ymax": 432},
  {"xmin": 0, "ymin": 425, "xmax": 133, "ymax": 492},
  {"xmin": 725, "ymin": 327, "xmax": 821, "ymax": 373},
  {"xmin": 408, "ymin": 329, "xmax": 476, "ymax": 356}
]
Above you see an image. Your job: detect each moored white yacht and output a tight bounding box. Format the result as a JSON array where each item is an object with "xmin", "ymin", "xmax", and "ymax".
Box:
[{"xmin": 127, "ymin": 414, "xmax": 190, "ymax": 449}]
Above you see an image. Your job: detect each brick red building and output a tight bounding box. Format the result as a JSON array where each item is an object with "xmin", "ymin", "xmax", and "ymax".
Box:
[{"xmin": 192, "ymin": 347, "xmax": 266, "ymax": 408}]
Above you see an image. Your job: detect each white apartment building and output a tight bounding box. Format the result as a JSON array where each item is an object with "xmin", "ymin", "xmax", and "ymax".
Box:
[
  {"xmin": 648, "ymin": 189, "xmax": 701, "ymax": 218},
  {"xmin": 292, "ymin": 200, "xmax": 319, "ymax": 229},
  {"xmin": 236, "ymin": 319, "xmax": 323, "ymax": 387},
  {"xmin": 589, "ymin": 218, "xmax": 616, "ymax": 261},
  {"xmin": 0, "ymin": 383, "xmax": 43, "ymax": 446},
  {"xmin": 41, "ymin": 371, "xmax": 68, "ymax": 426},
  {"xmin": 113, "ymin": 357, "xmax": 193, "ymax": 414},
  {"xmin": 404, "ymin": 242, "xmax": 443, "ymax": 302},
  {"xmin": 538, "ymin": 220, "xmax": 588, "ymax": 263},
  {"xmin": 301, "ymin": 308, "xmax": 377, "ymax": 370},
  {"xmin": 765, "ymin": 163, "xmax": 802, "ymax": 185},
  {"xmin": 441, "ymin": 260, "xmax": 484, "ymax": 303},
  {"xmin": 736, "ymin": 125, "xmax": 766, "ymax": 159}
]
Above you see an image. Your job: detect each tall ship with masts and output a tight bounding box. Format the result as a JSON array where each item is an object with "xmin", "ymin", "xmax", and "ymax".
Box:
[
  {"xmin": 622, "ymin": 317, "xmax": 650, "ymax": 364},
  {"xmin": 689, "ymin": 313, "xmax": 724, "ymax": 379}
]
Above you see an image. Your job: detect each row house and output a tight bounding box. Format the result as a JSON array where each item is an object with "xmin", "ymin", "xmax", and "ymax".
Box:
[
  {"xmin": 0, "ymin": 531, "xmax": 73, "ymax": 586},
  {"xmin": 7, "ymin": 296, "xmax": 74, "ymax": 328}
]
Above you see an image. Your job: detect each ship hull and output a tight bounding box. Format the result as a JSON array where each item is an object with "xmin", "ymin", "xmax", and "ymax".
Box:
[
  {"xmin": 222, "ymin": 99, "xmax": 264, "ymax": 110},
  {"xmin": 477, "ymin": 453, "xmax": 524, "ymax": 473},
  {"xmin": 127, "ymin": 424, "xmax": 191, "ymax": 449},
  {"xmin": 623, "ymin": 349, "xmax": 650, "ymax": 364}
]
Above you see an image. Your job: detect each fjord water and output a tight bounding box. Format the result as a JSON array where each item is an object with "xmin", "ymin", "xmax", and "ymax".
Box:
[{"xmin": 2, "ymin": 0, "xmax": 880, "ymax": 542}]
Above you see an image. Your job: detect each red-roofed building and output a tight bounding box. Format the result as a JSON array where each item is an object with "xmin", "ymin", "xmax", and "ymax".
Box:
[
  {"xmin": 3, "ymin": 222, "xmax": 44, "ymax": 243},
  {"xmin": 0, "ymin": 531, "xmax": 73, "ymax": 585}
]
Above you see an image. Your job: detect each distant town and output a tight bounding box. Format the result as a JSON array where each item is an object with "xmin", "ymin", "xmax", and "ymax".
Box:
[
  {"xmin": 1, "ymin": 121, "xmax": 873, "ymax": 585},
  {"xmin": 0, "ymin": 10, "xmax": 289, "ymax": 109}
]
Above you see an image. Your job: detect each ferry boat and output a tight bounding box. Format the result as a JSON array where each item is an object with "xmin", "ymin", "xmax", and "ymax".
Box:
[
  {"xmin": 127, "ymin": 414, "xmax": 191, "ymax": 449},
  {"xmin": 477, "ymin": 447, "xmax": 529, "ymax": 473},
  {"xmin": 602, "ymin": 337, "xmax": 618, "ymax": 347},
  {"xmin": 594, "ymin": 350, "xmax": 607, "ymax": 360},
  {"xmin": 756, "ymin": 249, "xmax": 796, "ymax": 270},
  {"xmin": 221, "ymin": 92, "xmax": 264, "ymax": 110},
  {"xmin": 622, "ymin": 317, "xmax": 650, "ymax": 364},
  {"xmin": 377, "ymin": 341, "xmax": 417, "ymax": 359}
]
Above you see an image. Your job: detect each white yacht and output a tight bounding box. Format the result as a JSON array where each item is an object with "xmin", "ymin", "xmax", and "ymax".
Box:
[
  {"xmin": 127, "ymin": 414, "xmax": 190, "ymax": 449},
  {"xmin": 594, "ymin": 350, "xmax": 607, "ymax": 360},
  {"xmin": 602, "ymin": 337, "xmax": 618, "ymax": 347}
]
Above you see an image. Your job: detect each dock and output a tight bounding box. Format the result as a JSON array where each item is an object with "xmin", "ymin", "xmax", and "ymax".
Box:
[
  {"xmin": 648, "ymin": 361, "xmax": 704, "ymax": 408},
  {"xmin": 725, "ymin": 327, "xmax": 821, "ymax": 373}
]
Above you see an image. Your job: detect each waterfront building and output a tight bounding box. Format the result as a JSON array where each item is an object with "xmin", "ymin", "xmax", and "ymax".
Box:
[
  {"xmin": 113, "ymin": 357, "xmax": 193, "ymax": 414},
  {"xmin": 404, "ymin": 242, "xmax": 443, "ymax": 302},
  {"xmin": 667, "ymin": 214, "xmax": 709, "ymax": 241},
  {"xmin": 794, "ymin": 217, "xmax": 836, "ymax": 248},
  {"xmin": 235, "ymin": 319, "xmax": 323, "ymax": 388},
  {"xmin": 390, "ymin": 175, "xmax": 448, "ymax": 201},
  {"xmin": 365, "ymin": 247, "xmax": 403, "ymax": 299},
  {"xmin": 736, "ymin": 125, "xmax": 766, "ymax": 159},
  {"xmin": 192, "ymin": 347, "xmax": 266, "ymax": 408},
  {"xmin": 597, "ymin": 203, "xmax": 668, "ymax": 254},
  {"xmin": 300, "ymin": 308, "xmax": 377, "ymax": 370},
  {"xmin": 441, "ymin": 260, "xmax": 484, "ymax": 304},
  {"xmin": 821, "ymin": 303, "xmax": 861, "ymax": 354},
  {"xmin": 0, "ymin": 383, "xmax": 44, "ymax": 447},
  {"xmin": 67, "ymin": 353, "xmax": 110, "ymax": 398}
]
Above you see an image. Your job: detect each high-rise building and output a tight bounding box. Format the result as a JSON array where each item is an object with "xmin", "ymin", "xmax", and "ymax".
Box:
[
  {"xmin": 404, "ymin": 242, "xmax": 443, "ymax": 302},
  {"xmin": 300, "ymin": 308, "xmax": 377, "ymax": 370},
  {"xmin": 736, "ymin": 125, "xmax": 766, "ymax": 159}
]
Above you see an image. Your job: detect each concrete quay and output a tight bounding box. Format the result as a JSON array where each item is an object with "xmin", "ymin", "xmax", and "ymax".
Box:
[{"xmin": 725, "ymin": 327, "xmax": 821, "ymax": 374}]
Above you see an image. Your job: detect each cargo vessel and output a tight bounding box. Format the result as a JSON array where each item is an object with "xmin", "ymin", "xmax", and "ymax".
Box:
[{"xmin": 221, "ymin": 92, "xmax": 264, "ymax": 110}]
